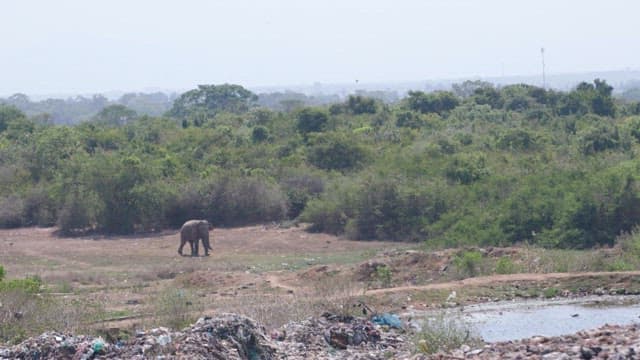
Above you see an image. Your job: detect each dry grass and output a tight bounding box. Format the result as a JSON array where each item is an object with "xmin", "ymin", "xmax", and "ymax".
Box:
[
  {"xmin": 213, "ymin": 275, "xmax": 366, "ymax": 329},
  {"xmin": 0, "ymin": 289, "xmax": 106, "ymax": 344}
]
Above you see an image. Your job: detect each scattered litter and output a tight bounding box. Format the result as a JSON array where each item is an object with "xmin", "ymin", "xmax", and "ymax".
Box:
[
  {"xmin": 0, "ymin": 312, "xmax": 410, "ymax": 359},
  {"xmin": 371, "ymin": 313, "xmax": 403, "ymax": 329}
]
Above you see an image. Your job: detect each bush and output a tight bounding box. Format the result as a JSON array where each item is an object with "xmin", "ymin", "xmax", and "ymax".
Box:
[
  {"xmin": 0, "ymin": 284, "xmax": 104, "ymax": 344},
  {"xmin": 149, "ymin": 287, "xmax": 203, "ymax": 330},
  {"xmin": 374, "ymin": 265, "xmax": 393, "ymax": 288},
  {"xmin": 607, "ymin": 259, "xmax": 634, "ymax": 272},
  {"xmin": 579, "ymin": 124, "xmax": 620, "ymax": 155},
  {"xmin": 251, "ymin": 125, "xmax": 269, "ymax": 143},
  {"xmin": 415, "ymin": 313, "xmax": 480, "ymax": 354},
  {"xmin": 453, "ymin": 250, "xmax": 483, "ymax": 278},
  {"xmin": 301, "ymin": 197, "xmax": 348, "ymax": 235},
  {"xmin": 496, "ymin": 128, "xmax": 539, "ymax": 151},
  {"xmin": 543, "ymin": 287, "xmax": 559, "ymax": 298},
  {"xmin": 57, "ymin": 191, "xmax": 96, "ymax": 235},
  {"xmin": 296, "ymin": 108, "xmax": 328, "ymax": 136},
  {"xmin": 0, "ymin": 276, "xmax": 42, "ymax": 293},
  {"xmin": 0, "ymin": 265, "xmax": 4, "ymax": 281},
  {"xmin": 203, "ymin": 175, "xmax": 288, "ymax": 227},
  {"xmin": 22, "ymin": 186, "xmax": 57, "ymax": 227},
  {"xmin": 495, "ymin": 256, "xmax": 518, "ymax": 274},
  {"xmin": 616, "ymin": 227, "xmax": 640, "ymax": 257},
  {"xmin": 445, "ymin": 153, "xmax": 488, "ymax": 184},
  {"xmin": 395, "ymin": 111, "xmax": 423, "ymax": 129},
  {"xmin": 306, "ymin": 133, "xmax": 370, "ymax": 171},
  {"xmin": 0, "ymin": 195, "xmax": 24, "ymax": 228},
  {"xmin": 280, "ymin": 173, "xmax": 325, "ymax": 218}
]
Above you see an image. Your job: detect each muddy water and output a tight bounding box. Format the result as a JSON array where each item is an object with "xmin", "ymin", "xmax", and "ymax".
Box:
[{"xmin": 407, "ymin": 295, "xmax": 640, "ymax": 342}]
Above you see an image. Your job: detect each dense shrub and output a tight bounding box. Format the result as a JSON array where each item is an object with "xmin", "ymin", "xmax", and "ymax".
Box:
[
  {"xmin": 251, "ymin": 125, "xmax": 270, "ymax": 143},
  {"xmin": 444, "ymin": 153, "xmax": 488, "ymax": 184},
  {"xmin": 57, "ymin": 191, "xmax": 96, "ymax": 235},
  {"xmin": 203, "ymin": 175, "xmax": 288, "ymax": 226},
  {"xmin": 301, "ymin": 197, "xmax": 349, "ymax": 235},
  {"xmin": 280, "ymin": 173, "xmax": 325, "ymax": 218},
  {"xmin": 296, "ymin": 108, "xmax": 328, "ymax": 136},
  {"xmin": 0, "ymin": 195, "xmax": 24, "ymax": 228},
  {"xmin": 22, "ymin": 186, "xmax": 57, "ymax": 227},
  {"xmin": 303, "ymin": 178, "xmax": 446, "ymax": 241},
  {"xmin": 496, "ymin": 128, "xmax": 539, "ymax": 151},
  {"xmin": 307, "ymin": 133, "xmax": 370, "ymax": 171},
  {"xmin": 453, "ymin": 250, "xmax": 483, "ymax": 278},
  {"xmin": 579, "ymin": 124, "xmax": 620, "ymax": 155}
]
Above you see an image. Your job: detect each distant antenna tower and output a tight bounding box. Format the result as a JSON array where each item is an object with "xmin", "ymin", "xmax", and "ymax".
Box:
[{"xmin": 541, "ymin": 47, "xmax": 546, "ymax": 89}]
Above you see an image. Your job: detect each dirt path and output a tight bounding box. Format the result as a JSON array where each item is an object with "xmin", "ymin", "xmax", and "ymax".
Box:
[
  {"xmin": 365, "ymin": 270, "xmax": 640, "ymax": 295},
  {"xmin": 264, "ymin": 272, "xmax": 298, "ymax": 293}
]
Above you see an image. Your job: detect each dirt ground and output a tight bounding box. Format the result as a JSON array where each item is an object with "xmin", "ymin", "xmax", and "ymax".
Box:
[{"xmin": 2, "ymin": 225, "xmax": 640, "ymax": 331}]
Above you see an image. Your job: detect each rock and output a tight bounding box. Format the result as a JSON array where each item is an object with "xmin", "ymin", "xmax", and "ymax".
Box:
[{"xmin": 580, "ymin": 346, "xmax": 594, "ymax": 359}]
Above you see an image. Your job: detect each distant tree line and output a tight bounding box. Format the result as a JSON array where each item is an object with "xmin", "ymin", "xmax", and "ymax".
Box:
[{"xmin": 1, "ymin": 80, "xmax": 640, "ymax": 249}]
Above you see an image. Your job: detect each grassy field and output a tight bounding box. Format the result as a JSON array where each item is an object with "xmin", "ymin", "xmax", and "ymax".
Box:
[{"xmin": 2, "ymin": 225, "xmax": 640, "ymax": 344}]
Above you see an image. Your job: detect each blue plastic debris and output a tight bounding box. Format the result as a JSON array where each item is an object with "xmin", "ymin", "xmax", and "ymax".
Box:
[{"xmin": 371, "ymin": 313, "xmax": 403, "ymax": 329}]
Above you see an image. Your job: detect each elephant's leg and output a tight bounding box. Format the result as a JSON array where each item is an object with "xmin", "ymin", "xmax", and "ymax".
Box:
[
  {"xmin": 202, "ymin": 234, "xmax": 211, "ymax": 256},
  {"xmin": 191, "ymin": 238, "xmax": 200, "ymax": 256},
  {"xmin": 178, "ymin": 237, "xmax": 187, "ymax": 255}
]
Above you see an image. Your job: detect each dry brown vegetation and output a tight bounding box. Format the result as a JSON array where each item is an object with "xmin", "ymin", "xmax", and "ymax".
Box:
[{"xmin": 2, "ymin": 225, "xmax": 640, "ymax": 344}]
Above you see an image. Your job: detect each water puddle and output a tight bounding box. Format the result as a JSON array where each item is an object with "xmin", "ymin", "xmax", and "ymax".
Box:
[{"xmin": 405, "ymin": 295, "xmax": 640, "ymax": 342}]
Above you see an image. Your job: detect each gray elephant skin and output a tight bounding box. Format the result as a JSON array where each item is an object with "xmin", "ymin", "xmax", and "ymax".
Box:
[{"xmin": 178, "ymin": 220, "xmax": 213, "ymax": 256}]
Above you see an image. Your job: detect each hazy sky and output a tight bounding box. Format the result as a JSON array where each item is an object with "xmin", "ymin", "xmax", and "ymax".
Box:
[{"xmin": 1, "ymin": 0, "xmax": 638, "ymax": 95}]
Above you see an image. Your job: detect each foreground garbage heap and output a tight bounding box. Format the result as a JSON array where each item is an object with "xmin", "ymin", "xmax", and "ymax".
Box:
[
  {"xmin": 0, "ymin": 313, "xmax": 409, "ymax": 360},
  {"xmin": 427, "ymin": 323, "xmax": 640, "ymax": 360}
]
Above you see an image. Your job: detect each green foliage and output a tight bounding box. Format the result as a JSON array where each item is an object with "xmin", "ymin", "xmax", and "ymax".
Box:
[
  {"xmin": 0, "ymin": 104, "xmax": 26, "ymax": 132},
  {"xmin": 251, "ymin": 125, "xmax": 270, "ymax": 143},
  {"xmin": 92, "ymin": 104, "xmax": 137, "ymax": 126},
  {"xmin": 0, "ymin": 265, "xmax": 4, "ymax": 281},
  {"xmin": 395, "ymin": 111, "xmax": 423, "ymax": 129},
  {"xmin": 496, "ymin": 128, "xmax": 540, "ymax": 151},
  {"xmin": 296, "ymin": 108, "xmax": 329, "ymax": 136},
  {"xmin": 543, "ymin": 287, "xmax": 559, "ymax": 298},
  {"xmin": 445, "ymin": 153, "xmax": 488, "ymax": 184},
  {"xmin": 415, "ymin": 313, "xmax": 480, "ymax": 354},
  {"xmin": 150, "ymin": 288, "xmax": 203, "ymax": 330},
  {"xmin": 374, "ymin": 265, "xmax": 393, "ymax": 288},
  {"xmin": 607, "ymin": 259, "xmax": 634, "ymax": 272},
  {"xmin": 0, "ymin": 276, "xmax": 42, "ymax": 293},
  {"xmin": 2, "ymin": 79, "xmax": 640, "ymax": 250},
  {"xmin": 453, "ymin": 250, "xmax": 483, "ymax": 277},
  {"xmin": 0, "ymin": 274, "xmax": 104, "ymax": 344},
  {"xmin": 280, "ymin": 172, "xmax": 325, "ymax": 218},
  {"xmin": 406, "ymin": 91, "xmax": 460, "ymax": 115},
  {"xmin": 579, "ymin": 123, "xmax": 620, "ymax": 155},
  {"xmin": 167, "ymin": 84, "xmax": 257, "ymax": 120},
  {"xmin": 0, "ymin": 195, "xmax": 25, "ymax": 228},
  {"xmin": 495, "ymin": 256, "xmax": 518, "ymax": 274},
  {"xmin": 307, "ymin": 133, "xmax": 370, "ymax": 171},
  {"xmin": 345, "ymin": 95, "xmax": 377, "ymax": 115},
  {"xmin": 301, "ymin": 196, "xmax": 349, "ymax": 235}
]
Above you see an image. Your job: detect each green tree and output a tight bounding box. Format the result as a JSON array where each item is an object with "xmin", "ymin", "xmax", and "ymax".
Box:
[
  {"xmin": 167, "ymin": 84, "xmax": 257, "ymax": 120},
  {"xmin": 0, "ymin": 105, "xmax": 26, "ymax": 133},
  {"xmin": 296, "ymin": 108, "xmax": 328, "ymax": 136},
  {"xmin": 307, "ymin": 133, "xmax": 370, "ymax": 171},
  {"xmin": 93, "ymin": 104, "xmax": 137, "ymax": 126},
  {"xmin": 345, "ymin": 95, "xmax": 377, "ymax": 114},
  {"xmin": 406, "ymin": 91, "xmax": 459, "ymax": 115}
]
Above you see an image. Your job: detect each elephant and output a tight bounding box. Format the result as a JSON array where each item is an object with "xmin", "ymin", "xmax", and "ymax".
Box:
[{"xmin": 178, "ymin": 220, "xmax": 214, "ymax": 256}]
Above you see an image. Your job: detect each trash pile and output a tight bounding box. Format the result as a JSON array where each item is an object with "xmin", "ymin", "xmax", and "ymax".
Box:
[
  {"xmin": 0, "ymin": 312, "xmax": 410, "ymax": 359},
  {"xmin": 0, "ymin": 332, "xmax": 108, "ymax": 360},
  {"xmin": 276, "ymin": 312, "xmax": 409, "ymax": 359}
]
